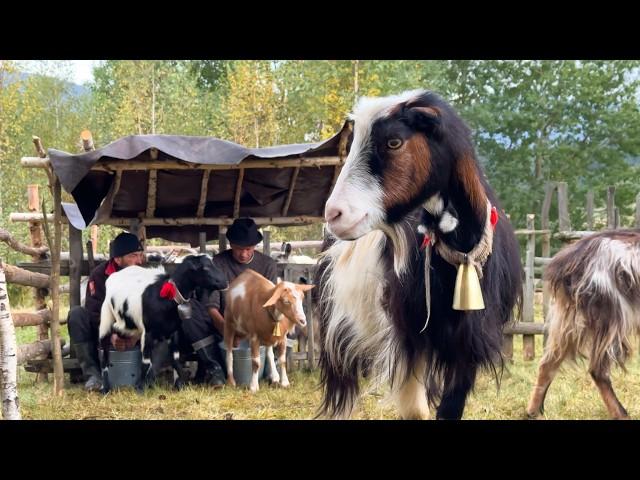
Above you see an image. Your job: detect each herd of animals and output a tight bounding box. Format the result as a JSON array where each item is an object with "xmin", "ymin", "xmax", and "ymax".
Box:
[{"xmin": 97, "ymin": 90, "xmax": 640, "ymax": 420}]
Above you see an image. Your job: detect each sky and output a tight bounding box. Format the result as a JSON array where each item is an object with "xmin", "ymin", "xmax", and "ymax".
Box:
[{"xmin": 15, "ymin": 60, "xmax": 102, "ymax": 85}]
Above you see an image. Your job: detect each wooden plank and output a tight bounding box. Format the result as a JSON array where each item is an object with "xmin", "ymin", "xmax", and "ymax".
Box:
[
  {"xmin": 12, "ymin": 310, "xmax": 51, "ymax": 328},
  {"xmin": 503, "ymin": 323, "xmax": 547, "ymax": 335},
  {"xmin": 281, "ymin": 167, "xmax": 300, "ymax": 216},
  {"xmin": 1, "ymin": 262, "xmax": 50, "ymax": 288},
  {"xmin": 586, "ymin": 190, "xmax": 594, "ymax": 230},
  {"xmin": 232, "ymin": 169, "xmax": 244, "ymax": 218},
  {"xmin": 553, "ymin": 230, "xmax": 596, "ymax": 242},
  {"xmin": 21, "ymin": 156, "xmax": 343, "ymax": 171},
  {"xmin": 10, "ymin": 213, "xmax": 325, "ymax": 227},
  {"xmin": 557, "ymin": 182, "xmax": 571, "ymax": 231},
  {"xmin": 513, "ymin": 229, "xmax": 551, "ymax": 235},
  {"xmin": 197, "ymin": 170, "xmax": 211, "ymax": 218},
  {"xmin": 146, "ymin": 170, "xmax": 158, "ymax": 218},
  {"xmin": 523, "ymin": 214, "xmax": 535, "ymax": 361},
  {"xmin": 68, "ymin": 225, "xmax": 83, "ymax": 308}
]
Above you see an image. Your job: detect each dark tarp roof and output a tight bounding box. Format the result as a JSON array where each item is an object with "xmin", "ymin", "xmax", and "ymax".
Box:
[{"xmin": 48, "ymin": 124, "xmax": 350, "ymax": 246}]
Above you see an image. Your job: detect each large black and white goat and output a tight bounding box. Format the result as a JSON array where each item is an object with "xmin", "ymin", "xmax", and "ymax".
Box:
[
  {"xmin": 99, "ymin": 255, "xmax": 227, "ymax": 393},
  {"xmin": 527, "ymin": 229, "xmax": 640, "ymax": 419},
  {"xmin": 316, "ymin": 90, "xmax": 522, "ymax": 419}
]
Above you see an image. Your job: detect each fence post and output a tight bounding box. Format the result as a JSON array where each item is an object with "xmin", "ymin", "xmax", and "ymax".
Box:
[
  {"xmin": 607, "ymin": 186, "xmax": 616, "ymax": 229},
  {"xmin": 586, "ymin": 190, "xmax": 594, "ymax": 231},
  {"xmin": 523, "ymin": 214, "xmax": 536, "ymax": 361},
  {"xmin": 557, "ymin": 182, "xmax": 572, "ymax": 232},
  {"xmin": 636, "ymin": 193, "xmax": 640, "ymax": 228}
]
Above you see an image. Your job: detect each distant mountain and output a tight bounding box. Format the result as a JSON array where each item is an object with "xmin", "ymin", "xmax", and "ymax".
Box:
[{"xmin": 6, "ymin": 71, "xmax": 89, "ymax": 98}]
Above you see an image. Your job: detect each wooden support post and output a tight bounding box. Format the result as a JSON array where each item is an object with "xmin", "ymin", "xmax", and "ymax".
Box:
[
  {"xmin": 49, "ymin": 176, "xmax": 64, "ymax": 395},
  {"xmin": 90, "ymin": 225, "xmax": 98, "ymax": 256},
  {"xmin": 304, "ymin": 266, "xmax": 315, "ymax": 370},
  {"xmin": 540, "ymin": 182, "xmax": 554, "ymax": 346},
  {"xmin": 146, "ymin": 170, "xmax": 158, "ymax": 218},
  {"xmin": 262, "ymin": 230, "xmax": 270, "ymax": 256},
  {"xmin": 607, "ymin": 186, "xmax": 616, "ymax": 229},
  {"xmin": 28, "ymin": 181, "xmax": 49, "ymax": 383},
  {"xmin": 523, "ymin": 214, "xmax": 536, "ymax": 361},
  {"xmin": 81, "ymin": 130, "xmax": 95, "ymax": 152},
  {"xmin": 636, "ymin": 193, "xmax": 640, "ymax": 229},
  {"xmin": 129, "ymin": 219, "xmax": 140, "ymax": 237},
  {"xmin": 281, "ymin": 167, "xmax": 300, "ymax": 216},
  {"xmin": 86, "ymin": 240, "xmax": 96, "ymax": 271},
  {"xmin": 232, "ymin": 169, "xmax": 244, "ymax": 218},
  {"xmin": 503, "ymin": 334, "xmax": 514, "ymax": 362},
  {"xmin": 614, "ymin": 207, "xmax": 620, "ymax": 229},
  {"xmin": 199, "ymin": 232, "xmax": 207, "ymax": 254},
  {"xmin": 557, "ymin": 182, "xmax": 571, "ymax": 232},
  {"xmin": 197, "ymin": 170, "xmax": 211, "ymax": 218},
  {"xmin": 68, "ymin": 225, "xmax": 83, "ymax": 308},
  {"xmin": 219, "ymin": 227, "xmax": 228, "ymax": 252},
  {"xmin": 586, "ymin": 190, "xmax": 594, "ymax": 231}
]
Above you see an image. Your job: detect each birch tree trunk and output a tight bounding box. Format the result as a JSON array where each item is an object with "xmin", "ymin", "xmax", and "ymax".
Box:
[{"xmin": 0, "ymin": 260, "xmax": 21, "ymax": 419}]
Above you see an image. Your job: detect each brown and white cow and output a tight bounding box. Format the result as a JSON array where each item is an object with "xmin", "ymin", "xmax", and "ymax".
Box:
[{"xmin": 223, "ymin": 269, "xmax": 314, "ymax": 392}]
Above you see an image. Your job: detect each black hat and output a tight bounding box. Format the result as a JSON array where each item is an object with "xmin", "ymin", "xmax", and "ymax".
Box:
[
  {"xmin": 110, "ymin": 232, "xmax": 143, "ymax": 258},
  {"xmin": 226, "ymin": 218, "xmax": 263, "ymax": 247}
]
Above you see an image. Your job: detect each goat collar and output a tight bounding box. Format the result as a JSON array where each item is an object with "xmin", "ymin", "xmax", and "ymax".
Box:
[
  {"xmin": 267, "ymin": 306, "xmax": 285, "ymax": 323},
  {"xmin": 419, "ymin": 200, "xmax": 497, "ymax": 332},
  {"xmin": 159, "ymin": 280, "xmax": 189, "ymax": 305}
]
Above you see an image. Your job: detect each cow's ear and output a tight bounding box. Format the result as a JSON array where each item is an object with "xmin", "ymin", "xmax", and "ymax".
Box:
[{"xmin": 263, "ymin": 288, "xmax": 280, "ymax": 307}]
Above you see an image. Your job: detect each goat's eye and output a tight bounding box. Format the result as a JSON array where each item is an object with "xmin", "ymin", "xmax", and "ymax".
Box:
[{"xmin": 387, "ymin": 138, "xmax": 403, "ymax": 149}]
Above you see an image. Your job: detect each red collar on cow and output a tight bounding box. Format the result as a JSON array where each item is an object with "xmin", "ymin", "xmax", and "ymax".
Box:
[{"xmin": 159, "ymin": 280, "xmax": 188, "ymax": 304}]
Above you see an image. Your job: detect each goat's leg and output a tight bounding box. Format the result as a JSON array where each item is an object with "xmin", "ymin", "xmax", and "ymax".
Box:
[
  {"xmin": 265, "ymin": 345, "xmax": 280, "ymax": 384},
  {"xmin": 98, "ymin": 332, "xmax": 112, "ymax": 394},
  {"xmin": 137, "ymin": 330, "xmax": 155, "ymax": 393},
  {"xmin": 170, "ymin": 331, "xmax": 186, "ymax": 390},
  {"xmin": 394, "ymin": 355, "xmax": 429, "ymax": 420},
  {"xmin": 277, "ymin": 339, "xmax": 290, "ymax": 388},
  {"xmin": 590, "ymin": 360, "xmax": 629, "ymax": 420},
  {"xmin": 249, "ymin": 337, "xmax": 261, "ymax": 393},
  {"xmin": 223, "ymin": 318, "xmax": 236, "ymax": 387},
  {"xmin": 436, "ymin": 366, "xmax": 477, "ymax": 420},
  {"xmin": 526, "ymin": 349, "xmax": 567, "ymax": 419}
]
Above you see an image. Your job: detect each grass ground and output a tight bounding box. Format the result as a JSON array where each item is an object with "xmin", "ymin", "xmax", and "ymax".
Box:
[{"xmin": 14, "ymin": 320, "xmax": 640, "ymax": 420}]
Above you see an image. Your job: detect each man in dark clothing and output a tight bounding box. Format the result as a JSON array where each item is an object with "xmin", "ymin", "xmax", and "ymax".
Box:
[
  {"xmin": 68, "ymin": 232, "xmax": 144, "ymax": 391},
  {"xmin": 181, "ymin": 217, "xmax": 278, "ymax": 388}
]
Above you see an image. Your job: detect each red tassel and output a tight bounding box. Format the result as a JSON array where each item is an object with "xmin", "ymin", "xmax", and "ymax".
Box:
[
  {"xmin": 160, "ymin": 281, "xmax": 176, "ymax": 300},
  {"xmin": 420, "ymin": 234, "xmax": 431, "ymax": 250},
  {"xmin": 490, "ymin": 206, "xmax": 498, "ymax": 229}
]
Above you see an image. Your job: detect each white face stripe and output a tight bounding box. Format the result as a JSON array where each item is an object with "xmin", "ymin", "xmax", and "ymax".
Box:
[{"xmin": 326, "ymin": 90, "xmax": 429, "ymax": 240}]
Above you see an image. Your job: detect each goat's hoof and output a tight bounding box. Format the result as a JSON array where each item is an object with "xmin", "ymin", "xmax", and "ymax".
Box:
[
  {"xmin": 280, "ymin": 381, "xmax": 290, "ymax": 388},
  {"xmin": 526, "ymin": 410, "xmax": 542, "ymax": 420},
  {"xmin": 174, "ymin": 379, "xmax": 185, "ymax": 391},
  {"xmin": 227, "ymin": 379, "xmax": 236, "ymax": 388}
]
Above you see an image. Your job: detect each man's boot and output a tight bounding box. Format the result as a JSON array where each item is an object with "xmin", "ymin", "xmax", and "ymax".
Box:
[
  {"xmin": 74, "ymin": 342, "xmax": 102, "ymax": 392},
  {"xmin": 193, "ymin": 337, "xmax": 225, "ymax": 388}
]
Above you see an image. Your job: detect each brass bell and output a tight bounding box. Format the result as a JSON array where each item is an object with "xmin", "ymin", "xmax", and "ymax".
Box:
[
  {"xmin": 452, "ymin": 261, "xmax": 485, "ymax": 311},
  {"xmin": 272, "ymin": 322, "xmax": 282, "ymax": 337}
]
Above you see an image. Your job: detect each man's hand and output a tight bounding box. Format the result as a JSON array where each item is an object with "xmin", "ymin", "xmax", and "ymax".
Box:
[{"xmin": 111, "ymin": 333, "xmax": 139, "ymax": 351}]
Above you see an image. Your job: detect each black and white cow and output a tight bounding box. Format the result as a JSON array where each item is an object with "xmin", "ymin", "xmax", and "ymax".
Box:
[{"xmin": 98, "ymin": 254, "xmax": 227, "ymax": 393}]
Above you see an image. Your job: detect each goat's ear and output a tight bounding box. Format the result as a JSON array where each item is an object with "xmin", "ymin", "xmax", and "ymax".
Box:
[
  {"xmin": 297, "ymin": 284, "xmax": 315, "ymax": 292},
  {"xmin": 262, "ymin": 288, "xmax": 280, "ymax": 307},
  {"xmin": 407, "ymin": 105, "xmax": 441, "ymax": 137}
]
